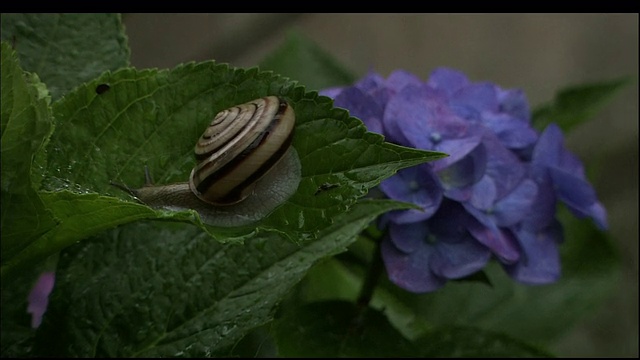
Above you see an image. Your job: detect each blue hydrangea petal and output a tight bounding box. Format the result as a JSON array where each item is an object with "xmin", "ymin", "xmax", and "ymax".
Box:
[
  {"xmin": 467, "ymin": 221, "xmax": 521, "ymax": 264},
  {"xmin": 493, "ymin": 179, "xmax": 538, "ymax": 226},
  {"xmin": 522, "ymin": 171, "xmax": 557, "ymax": 231},
  {"xmin": 427, "ymin": 67, "xmax": 470, "ymax": 96},
  {"xmin": 333, "ymin": 86, "xmax": 384, "ymax": 134},
  {"xmin": 505, "ymin": 223, "xmax": 562, "ymax": 284},
  {"xmin": 385, "ymin": 85, "xmax": 446, "ymax": 147},
  {"xmin": 585, "ymin": 202, "xmax": 608, "ymax": 230},
  {"xmin": 465, "ymin": 178, "xmax": 538, "ymax": 229},
  {"xmin": 497, "ymin": 88, "xmax": 531, "ymax": 123},
  {"xmin": 381, "ymin": 164, "xmax": 443, "ymax": 224},
  {"xmin": 381, "ymin": 235, "xmax": 446, "ymax": 293},
  {"xmin": 319, "ymin": 86, "xmax": 344, "ymax": 99},
  {"xmin": 549, "ymin": 167, "xmax": 608, "ymax": 229},
  {"xmin": 467, "ymin": 176, "xmax": 497, "ymax": 210},
  {"xmin": 385, "ymin": 84, "xmax": 475, "ymax": 149},
  {"xmin": 482, "ymin": 112, "xmax": 538, "ymax": 149},
  {"xmin": 477, "ymin": 132, "xmax": 525, "ymax": 200},
  {"xmin": 430, "ymin": 235, "xmax": 491, "ymax": 279},
  {"xmin": 386, "ymin": 70, "xmax": 423, "ymax": 92},
  {"xmin": 443, "ymin": 186, "xmax": 474, "ymax": 202},
  {"xmin": 27, "ymin": 271, "xmax": 56, "ymax": 328},
  {"xmin": 451, "ymin": 82, "xmax": 500, "ymax": 114},
  {"xmin": 388, "ymin": 220, "xmax": 429, "ymax": 253},
  {"xmin": 432, "ymin": 135, "xmax": 485, "ymax": 172},
  {"xmin": 532, "ymin": 123, "xmax": 564, "ymax": 168},
  {"xmin": 355, "ymin": 71, "xmax": 386, "ymax": 92}
]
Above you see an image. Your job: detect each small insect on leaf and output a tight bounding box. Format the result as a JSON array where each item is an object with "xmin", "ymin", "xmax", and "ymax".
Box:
[
  {"xmin": 95, "ymin": 83, "xmax": 111, "ymax": 94},
  {"xmin": 314, "ymin": 183, "xmax": 340, "ymax": 196}
]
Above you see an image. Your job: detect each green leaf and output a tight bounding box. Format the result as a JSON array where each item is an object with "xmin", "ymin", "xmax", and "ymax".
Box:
[
  {"xmin": 1, "ymin": 42, "xmax": 58, "ymax": 264},
  {"xmin": 0, "ymin": 13, "xmax": 130, "ymax": 100},
  {"xmin": 0, "ymin": 191, "xmax": 177, "ymax": 280},
  {"xmin": 273, "ymin": 300, "xmax": 418, "ymax": 357},
  {"xmin": 532, "ymin": 77, "xmax": 633, "ymax": 133},
  {"xmin": 32, "ymin": 199, "xmax": 411, "ymax": 357},
  {"xmin": 259, "ymin": 32, "xmax": 357, "ymax": 90},
  {"xmin": 417, "ymin": 326, "xmax": 553, "ymax": 357},
  {"xmin": 0, "ymin": 63, "xmax": 444, "ymax": 277}
]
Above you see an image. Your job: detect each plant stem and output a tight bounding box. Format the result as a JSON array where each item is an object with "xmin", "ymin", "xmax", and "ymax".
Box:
[{"xmin": 356, "ymin": 232, "xmax": 385, "ymax": 308}]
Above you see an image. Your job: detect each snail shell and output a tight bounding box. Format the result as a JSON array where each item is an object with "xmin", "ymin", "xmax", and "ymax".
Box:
[{"xmin": 112, "ymin": 96, "xmax": 301, "ymax": 227}]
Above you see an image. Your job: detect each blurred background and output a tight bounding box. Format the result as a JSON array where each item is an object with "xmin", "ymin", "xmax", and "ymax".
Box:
[{"xmin": 121, "ymin": 14, "xmax": 638, "ymax": 357}]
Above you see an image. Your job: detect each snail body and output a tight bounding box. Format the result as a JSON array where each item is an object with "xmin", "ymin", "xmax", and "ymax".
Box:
[{"xmin": 112, "ymin": 96, "xmax": 301, "ymax": 227}]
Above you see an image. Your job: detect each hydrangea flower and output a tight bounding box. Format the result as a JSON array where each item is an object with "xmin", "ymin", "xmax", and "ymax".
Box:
[
  {"xmin": 321, "ymin": 68, "xmax": 607, "ymax": 293},
  {"xmin": 27, "ymin": 271, "xmax": 55, "ymax": 328}
]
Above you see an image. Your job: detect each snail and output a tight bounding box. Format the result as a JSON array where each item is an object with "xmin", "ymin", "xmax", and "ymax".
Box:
[{"xmin": 111, "ymin": 96, "xmax": 301, "ymax": 228}]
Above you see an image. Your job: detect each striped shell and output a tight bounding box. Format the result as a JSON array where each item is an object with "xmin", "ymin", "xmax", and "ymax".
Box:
[{"xmin": 189, "ymin": 96, "xmax": 295, "ymax": 205}]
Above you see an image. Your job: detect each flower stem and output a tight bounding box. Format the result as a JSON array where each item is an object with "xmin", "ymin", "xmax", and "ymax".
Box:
[{"xmin": 356, "ymin": 230, "xmax": 385, "ymax": 308}]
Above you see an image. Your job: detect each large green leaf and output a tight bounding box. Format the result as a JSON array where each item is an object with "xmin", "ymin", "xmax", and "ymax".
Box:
[
  {"xmin": 0, "ymin": 62, "xmax": 444, "ymax": 280},
  {"xmin": 273, "ymin": 300, "xmax": 417, "ymax": 357},
  {"xmin": 0, "ymin": 13, "xmax": 129, "ymax": 101},
  {"xmin": 259, "ymin": 32, "xmax": 357, "ymax": 91},
  {"xmin": 1, "ymin": 42, "xmax": 58, "ymax": 263},
  {"xmin": 32, "ymin": 199, "xmax": 410, "ymax": 357},
  {"xmin": 532, "ymin": 77, "xmax": 633, "ymax": 133},
  {"xmin": 416, "ymin": 326, "xmax": 553, "ymax": 357},
  {"xmin": 272, "ymin": 300, "xmax": 551, "ymax": 357}
]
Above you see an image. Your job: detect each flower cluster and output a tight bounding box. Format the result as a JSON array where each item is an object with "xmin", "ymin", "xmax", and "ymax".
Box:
[{"xmin": 321, "ymin": 68, "xmax": 607, "ymax": 293}]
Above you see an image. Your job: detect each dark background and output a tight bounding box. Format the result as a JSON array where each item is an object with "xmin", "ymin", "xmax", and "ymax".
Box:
[{"xmin": 122, "ymin": 13, "xmax": 638, "ymax": 357}]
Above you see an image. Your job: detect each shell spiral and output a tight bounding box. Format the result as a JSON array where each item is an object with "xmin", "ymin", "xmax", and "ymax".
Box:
[{"xmin": 189, "ymin": 96, "xmax": 296, "ymax": 205}]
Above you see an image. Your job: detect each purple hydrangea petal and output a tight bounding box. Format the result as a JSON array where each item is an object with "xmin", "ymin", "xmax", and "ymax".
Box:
[
  {"xmin": 430, "ymin": 235, "xmax": 491, "ymax": 279},
  {"xmin": 451, "ymin": 82, "xmax": 500, "ymax": 114},
  {"xmin": 385, "ymin": 70, "xmax": 423, "ymax": 92},
  {"xmin": 355, "ymin": 71, "xmax": 386, "ymax": 93},
  {"xmin": 522, "ymin": 171, "xmax": 557, "ymax": 231},
  {"xmin": 505, "ymin": 224, "xmax": 562, "ymax": 284},
  {"xmin": 319, "ymin": 86, "xmax": 344, "ymax": 99},
  {"xmin": 427, "ymin": 67, "xmax": 470, "ymax": 96},
  {"xmin": 432, "ymin": 135, "xmax": 485, "ymax": 171},
  {"xmin": 549, "ymin": 167, "xmax": 608, "ymax": 229},
  {"xmin": 465, "ymin": 179, "xmax": 538, "ymax": 228},
  {"xmin": 388, "ymin": 220, "xmax": 429, "ymax": 253},
  {"xmin": 467, "ymin": 221, "xmax": 521, "ymax": 264},
  {"xmin": 381, "ymin": 235, "xmax": 446, "ymax": 293},
  {"xmin": 532, "ymin": 123, "xmax": 564, "ymax": 169},
  {"xmin": 333, "ymin": 86, "xmax": 384, "ymax": 134},
  {"xmin": 492, "ymin": 179, "xmax": 538, "ymax": 227},
  {"xmin": 385, "ymin": 84, "xmax": 479, "ymax": 150},
  {"xmin": 586, "ymin": 202, "xmax": 608, "ymax": 230},
  {"xmin": 381, "ymin": 164, "xmax": 443, "ymax": 224},
  {"xmin": 475, "ymin": 132, "xmax": 525, "ymax": 200},
  {"xmin": 27, "ymin": 271, "xmax": 56, "ymax": 328},
  {"xmin": 482, "ymin": 112, "xmax": 538, "ymax": 149},
  {"xmin": 497, "ymin": 88, "xmax": 531, "ymax": 123},
  {"xmin": 467, "ymin": 176, "xmax": 497, "ymax": 210},
  {"xmin": 383, "ymin": 85, "xmax": 444, "ymax": 148},
  {"xmin": 435, "ymin": 140, "xmax": 487, "ymax": 196},
  {"xmin": 442, "ymin": 186, "xmax": 474, "ymax": 202},
  {"xmin": 356, "ymin": 72, "xmax": 395, "ymax": 111},
  {"xmin": 533, "ymin": 124, "xmax": 607, "ymax": 229}
]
